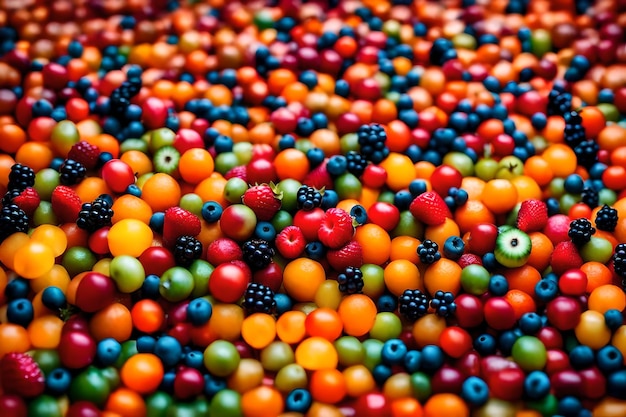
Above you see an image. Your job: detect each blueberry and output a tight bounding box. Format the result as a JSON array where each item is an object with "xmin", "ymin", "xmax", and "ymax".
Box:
[
  {"xmin": 596, "ymin": 345, "xmax": 623, "ymax": 374},
  {"xmin": 141, "ymin": 274, "xmax": 161, "ymax": 300},
  {"xmin": 499, "ymin": 329, "xmax": 521, "ymax": 356},
  {"xmin": 278, "ymin": 134, "xmax": 296, "ymax": 150},
  {"xmin": 41, "ymin": 286, "xmax": 66, "ymax": 310},
  {"xmin": 524, "ymin": 370, "xmax": 551, "ymax": 400},
  {"xmin": 320, "ymin": 189, "xmax": 338, "ymax": 210},
  {"xmin": 7, "ymin": 298, "xmax": 34, "ymax": 327},
  {"xmin": 5, "ymin": 277, "xmax": 30, "ymax": 300},
  {"xmin": 184, "ymin": 351, "xmax": 205, "ymax": 369},
  {"xmin": 535, "ymin": 279, "xmax": 559, "ymax": 302},
  {"xmin": 305, "ymin": 241, "xmax": 326, "ymax": 260},
  {"xmin": 187, "ymin": 298, "xmax": 213, "ymax": 326},
  {"xmin": 443, "ymin": 236, "xmax": 465, "ymax": 260},
  {"xmin": 201, "ymin": 201, "xmax": 223, "ymax": 223},
  {"xmin": 558, "ymin": 396, "xmax": 583, "ymax": 417},
  {"xmin": 254, "ymin": 221, "xmax": 276, "ymax": 241},
  {"xmin": 488, "ymin": 274, "xmax": 509, "ymax": 296},
  {"xmin": 607, "ymin": 370, "xmax": 626, "ymax": 399},
  {"xmin": 46, "ymin": 368, "xmax": 72, "ymax": 396},
  {"xmin": 393, "ymin": 190, "xmax": 413, "ymax": 211},
  {"xmin": 136, "ymin": 335, "xmax": 156, "ymax": 353},
  {"xmin": 461, "ymin": 376, "xmax": 489, "ymax": 406},
  {"xmin": 372, "ymin": 364, "xmax": 393, "ymax": 385},
  {"xmin": 420, "ymin": 345, "xmax": 444, "ymax": 373},
  {"xmin": 350, "ymin": 204, "xmax": 367, "ymax": 225},
  {"xmin": 306, "ymin": 148, "xmax": 325, "ymax": 167},
  {"xmin": 381, "ymin": 339, "xmax": 408, "ymax": 366},
  {"xmin": 604, "ymin": 309, "xmax": 623, "ymax": 331},
  {"xmin": 273, "ymin": 293, "xmax": 292, "ymax": 316},
  {"xmin": 96, "ymin": 338, "xmax": 122, "ymax": 366},
  {"xmin": 376, "ymin": 293, "xmax": 397, "ymax": 313},
  {"xmin": 518, "ymin": 312, "xmax": 543, "ymax": 335},
  {"xmin": 473, "ymin": 334, "xmax": 497, "ymax": 356},
  {"xmin": 154, "ymin": 336, "xmax": 183, "ymax": 368},
  {"xmin": 404, "ymin": 350, "xmax": 421, "ymax": 373},
  {"xmin": 408, "ymin": 180, "xmax": 428, "ymax": 196},
  {"xmin": 326, "ymin": 155, "xmax": 347, "ymax": 176},
  {"xmin": 285, "ymin": 388, "xmax": 312, "ymax": 413},
  {"xmin": 569, "ymin": 345, "xmax": 595, "ymax": 370},
  {"xmin": 564, "ymin": 174, "xmax": 585, "ymax": 194}
]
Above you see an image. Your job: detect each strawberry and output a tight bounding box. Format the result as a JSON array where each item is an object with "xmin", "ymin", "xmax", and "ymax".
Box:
[
  {"xmin": 67, "ymin": 140, "xmax": 100, "ymax": 169},
  {"xmin": 0, "ymin": 352, "xmax": 45, "ymax": 397},
  {"xmin": 206, "ymin": 237, "xmax": 243, "ymax": 265},
  {"xmin": 550, "ymin": 240, "xmax": 583, "ymax": 276},
  {"xmin": 225, "ymin": 165, "xmax": 248, "ymax": 182},
  {"xmin": 318, "ymin": 208, "xmax": 355, "ymax": 249},
  {"xmin": 516, "ymin": 199, "xmax": 548, "ymax": 232},
  {"xmin": 51, "ymin": 185, "xmax": 82, "ymax": 223},
  {"xmin": 327, "ymin": 240, "xmax": 363, "ymax": 271},
  {"xmin": 241, "ymin": 183, "xmax": 282, "ymax": 221},
  {"xmin": 457, "ymin": 253, "xmax": 483, "ymax": 268},
  {"xmin": 12, "ymin": 187, "xmax": 40, "ymax": 216},
  {"xmin": 302, "ymin": 161, "xmax": 334, "ymax": 191},
  {"xmin": 162, "ymin": 207, "xmax": 202, "ymax": 248},
  {"xmin": 409, "ymin": 191, "xmax": 452, "ymax": 226},
  {"xmin": 275, "ymin": 225, "xmax": 306, "ymax": 259}
]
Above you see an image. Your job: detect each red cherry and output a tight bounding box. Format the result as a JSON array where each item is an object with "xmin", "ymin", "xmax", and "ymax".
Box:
[
  {"xmin": 353, "ymin": 393, "xmax": 391, "ymax": 417},
  {"xmin": 65, "ymin": 401, "xmax": 101, "ymax": 417},
  {"xmin": 558, "ymin": 269, "xmax": 588, "ymax": 296},
  {"xmin": 546, "ymin": 296, "xmax": 582, "ymax": 330},
  {"xmin": 431, "ymin": 366, "xmax": 464, "ymax": 394},
  {"xmin": 270, "ymin": 108, "xmax": 298, "ymax": 134},
  {"xmin": 173, "ymin": 367, "xmax": 205, "ymax": 400},
  {"xmin": 545, "ymin": 349, "xmax": 571, "ymax": 375},
  {"xmin": 101, "ymin": 159, "xmax": 136, "ymax": 194},
  {"xmin": 141, "ymin": 97, "xmax": 168, "ymax": 130},
  {"xmin": 579, "ymin": 366, "xmax": 607, "ymax": 399},
  {"xmin": 173, "ymin": 128, "xmax": 204, "ymax": 154},
  {"xmin": 491, "ymin": 134, "xmax": 516, "ymax": 157},
  {"xmin": 429, "ymin": 165, "xmax": 463, "ymax": 196},
  {"xmin": 58, "ymin": 331, "xmax": 97, "ymax": 369},
  {"xmin": 0, "ymin": 394, "xmax": 27, "ymax": 417},
  {"xmin": 468, "ymin": 223, "xmax": 498, "ymax": 256},
  {"xmin": 489, "ymin": 367, "xmax": 525, "ymax": 401},
  {"xmin": 454, "ymin": 294, "xmax": 484, "ymax": 328},
  {"xmin": 483, "ymin": 297, "xmax": 516, "ymax": 330},
  {"xmin": 366, "ymin": 202, "xmax": 400, "ymax": 231},
  {"xmin": 208, "ymin": 263, "xmax": 250, "ymax": 303},
  {"xmin": 246, "ymin": 158, "xmax": 277, "ymax": 184},
  {"xmin": 551, "ymin": 370, "xmax": 583, "ymax": 397},
  {"xmin": 138, "ymin": 246, "xmax": 176, "ymax": 277},
  {"xmin": 455, "ymin": 351, "xmax": 481, "ymax": 379},
  {"xmin": 253, "ymin": 261, "xmax": 283, "ymax": 293},
  {"xmin": 293, "ymin": 207, "xmax": 325, "ymax": 241},
  {"xmin": 536, "ymin": 326, "xmax": 564, "ymax": 350},
  {"xmin": 87, "ymin": 227, "xmax": 110, "ymax": 255},
  {"xmin": 74, "ymin": 272, "xmax": 116, "ymax": 313},
  {"xmin": 361, "ymin": 165, "xmax": 388, "ymax": 189}
]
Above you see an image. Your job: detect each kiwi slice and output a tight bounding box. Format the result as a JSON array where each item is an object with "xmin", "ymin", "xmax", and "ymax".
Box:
[
  {"xmin": 494, "ymin": 228, "xmax": 532, "ymax": 268},
  {"xmin": 153, "ymin": 146, "xmax": 181, "ymax": 175}
]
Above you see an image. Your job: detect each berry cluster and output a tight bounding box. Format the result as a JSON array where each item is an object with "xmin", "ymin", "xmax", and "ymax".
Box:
[
  {"xmin": 243, "ymin": 283, "xmax": 276, "ymax": 315},
  {"xmin": 398, "ymin": 289, "xmax": 430, "ymax": 322},
  {"xmin": 418, "ymin": 240, "xmax": 441, "ymax": 264},
  {"xmin": 337, "ymin": 266, "xmax": 364, "ymax": 294},
  {"xmin": 356, "ymin": 123, "xmax": 390, "ymax": 164},
  {"xmin": 345, "ymin": 151, "xmax": 368, "ymax": 178},
  {"xmin": 242, "ymin": 239, "xmax": 274, "ymax": 270},
  {"xmin": 596, "ymin": 205, "xmax": 618, "ymax": 232},
  {"xmin": 76, "ymin": 195, "xmax": 114, "ymax": 232},
  {"xmin": 568, "ymin": 218, "xmax": 596, "ymax": 246},
  {"xmin": 173, "ymin": 236, "xmax": 203, "ymax": 267},
  {"xmin": 296, "ymin": 186, "xmax": 323, "ymax": 211}
]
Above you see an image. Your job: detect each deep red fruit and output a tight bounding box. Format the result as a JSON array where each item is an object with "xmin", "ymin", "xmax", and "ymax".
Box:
[
  {"xmin": 453, "ymin": 294, "xmax": 484, "ymax": 328},
  {"xmin": 208, "ymin": 263, "xmax": 250, "ymax": 303},
  {"xmin": 253, "ymin": 261, "xmax": 283, "ymax": 293},
  {"xmin": 483, "ymin": 297, "xmax": 516, "ymax": 330},
  {"xmin": 429, "ymin": 165, "xmax": 463, "ymax": 198},
  {"xmin": 327, "ymin": 240, "xmax": 364, "ymax": 271},
  {"xmin": 0, "ymin": 353, "xmax": 45, "ymax": 398},
  {"xmin": 409, "ymin": 191, "xmax": 452, "ymax": 226},
  {"xmin": 275, "ymin": 225, "xmax": 306, "ymax": 259},
  {"xmin": 205, "ymin": 238, "xmax": 243, "ymax": 265},
  {"xmin": 74, "ymin": 272, "xmax": 116, "ymax": 313},
  {"xmin": 293, "ymin": 207, "xmax": 325, "ymax": 242},
  {"xmin": 162, "ymin": 207, "xmax": 202, "ymax": 248},
  {"xmin": 489, "ymin": 367, "xmax": 525, "ymax": 401},
  {"xmin": 241, "ymin": 183, "xmax": 282, "ymax": 221},
  {"xmin": 173, "ymin": 367, "xmax": 204, "ymax": 400},
  {"xmin": 139, "ymin": 246, "xmax": 176, "ymax": 276},
  {"xmin": 516, "ymin": 199, "xmax": 548, "ymax": 233},
  {"xmin": 58, "ymin": 331, "xmax": 97, "ymax": 369},
  {"xmin": 318, "ymin": 208, "xmax": 355, "ymax": 249},
  {"xmin": 546, "ymin": 296, "xmax": 582, "ymax": 330},
  {"xmin": 367, "ymin": 202, "xmax": 400, "ymax": 231}
]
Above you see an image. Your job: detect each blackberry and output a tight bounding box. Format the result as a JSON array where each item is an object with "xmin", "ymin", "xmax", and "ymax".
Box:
[
  {"xmin": 59, "ymin": 159, "xmax": 87, "ymax": 185},
  {"xmin": 398, "ymin": 289, "xmax": 430, "ymax": 322},
  {"xmin": 242, "ymin": 283, "xmax": 276, "ymax": 314},
  {"xmin": 568, "ymin": 218, "xmax": 595, "ymax": 246},
  {"xmin": 595, "ymin": 204, "xmax": 618, "ymax": 232},
  {"xmin": 0, "ymin": 204, "xmax": 29, "ymax": 243},
  {"xmin": 581, "ymin": 186, "xmax": 599, "ymax": 209},
  {"xmin": 76, "ymin": 196, "xmax": 114, "ymax": 232},
  {"xmin": 1, "ymin": 189, "xmax": 21, "ymax": 208},
  {"xmin": 242, "ymin": 239, "xmax": 274, "ymax": 270},
  {"xmin": 547, "ymin": 89, "xmax": 572, "ymax": 116},
  {"xmin": 430, "ymin": 290, "xmax": 457, "ymax": 317},
  {"xmin": 337, "ymin": 266, "xmax": 364, "ymax": 294},
  {"xmin": 417, "ymin": 239, "xmax": 441, "ymax": 264},
  {"xmin": 345, "ymin": 151, "xmax": 368, "ymax": 178},
  {"xmin": 563, "ymin": 111, "xmax": 586, "ymax": 147},
  {"xmin": 574, "ymin": 140, "xmax": 599, "ymax": 169},
  {"xmin": 7, "ymin": 164, "xmax": 35, "ymax": 191},
  {"xmin": 296, "ymin": 185, "xmax": 323, "ymax": 211},
  {"xmin": 357, "ymin": 123, "xmax": 389, "ymax": 164},
  {"xmin": 173, "ymin": 236, "xmax": 203, "ymax": 267},
  {"xmin": 613, "ymin": 244, "xmax": 626, "ymax": 287}
]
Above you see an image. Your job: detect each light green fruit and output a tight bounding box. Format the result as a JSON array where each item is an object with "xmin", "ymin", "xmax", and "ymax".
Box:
[{"xmin": 494, "ymin": 228, "xmax": 532, "ymax": 268}]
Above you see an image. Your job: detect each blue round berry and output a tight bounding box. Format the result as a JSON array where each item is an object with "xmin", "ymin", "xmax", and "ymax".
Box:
[
  {"xmin": 404, "ymin": 350, "xmax": 422, "ymax": 373},
  {"xmin": 420, "ymin": 345, "xmax": 445, "ymax": 373},
  {"xmin": 569, "ymin": 345, "xmax": 595, "ymax": 370},
  {"xmin": 46, "ymin": 368, "xmax": 72, "ymax": 396},
  {"xmin": 154, "ymin": 335, "xmax": 183, "ymax": 368},
  {"xmin": 381, "ymin": 339, "xmax": 408, "ymax": 366},
  {"xmin": 187, "ymin": 298, "xmax": 213, "ymax": 326},
  {"xmin": 461, "ymin": 376, "xmax": 489, "ymax": 406},
  {"xmin": 136, "ymin": 335, "xmax": 156, "ymax": 353},
  {"xmin": 201, "ymin": 201, "xmax": 223, "ymax": 223},
  {"xmin": 7, "ymin": 298, "xmax": 34, "ymax": 327},
  {"xmin": 524, "ymin": 370, "xmax": 551, "ymax": 400},
  {"xmin": 518, "ymin": 312, "xmax": 543, "ymax": 335},
  {"xmin": 285, "ymin": 388, "xmax": 312, "ymax": 413},
  {"xmin": 96, "ymin": 338, "xmax": 122, "ymax": 366},
  {"xmin": 473, "ymin": 333, "xmax": 497, "ymax": 356},
  {"xmin": 596, "ymin": 345, "xmax": 624, "ymax": 374},
  {"xmin": 41, "ymin": 286, "xmax": 66, "ymax": 310}
]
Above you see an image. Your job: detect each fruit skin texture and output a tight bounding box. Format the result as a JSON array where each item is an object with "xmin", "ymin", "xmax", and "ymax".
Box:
[
  {"xmin": 275, "ymin": 225, "xmax": 306, "ymax": 259},
  {"xmin": 51, "ymin": 185, "xmax": 82, "ymax": 223},
  {"xmin": 0, "ymin": 352, "xmax": 45, "ymax": 397},
  {"xmin": 12, "ymin": 187, "xmax": 40, "ymax": 216},
  {"xmin": 516, "ymin": 199, "xmax": 548, "ymax": 232},
  {"xmin": 550, "ymin": 241, "xmax": 584, "ymax": 276},
  {"xmin": 318, "ymin": 208, "xmax": 355, "ymax": 249},
  {"xmin": 162, "ymin": 207, "xmax": 202, "ymax": 248},
  {"xmin": 327, "ymin": 240, "xmax": 364, "ymax": 271},
  {"xmin": 241, "ymin": 183, "xmax": 282, "ymax": 221},
  {"xmin": 409, "ymin": 191, "xmax": 451, "ymax": 226},
  {"xmin": 494, "ymin": 228, "xmax": 532, "ymax": 268}
]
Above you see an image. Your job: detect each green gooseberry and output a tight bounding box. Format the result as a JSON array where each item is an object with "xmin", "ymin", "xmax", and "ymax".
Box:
[
  {"xmin": 511, "ymin": 336, "xmax": 547, "ymax": 371},
  {"xmin": 62, "ymin": 246, "xmax": 97, "ymax": 277}
]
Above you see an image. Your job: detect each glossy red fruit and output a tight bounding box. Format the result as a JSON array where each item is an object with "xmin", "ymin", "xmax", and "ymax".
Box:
[
  {"xmin": 293, "ymin": 207, "xmax": 325, "ymax": 242},
  {"xmin": 142, "ymin": 97, "xmax": 168, "ymax": 129},
  {"xmin": 455, "ymin": 351, "xmax": 481, "ymax": 379},
  {"xmin": 74, "ymin": 272, "xmax": 116, "ymax": 313},
  {"xmin": 551, "ymin": 370, "xmax": 583, "ymax": 397},
  {"xmin": 367, "ymin": 202, "xmax": 400, "ymax": 231},
  {"xmin": 488, "ymin": 367, "xmax": 525, "ymax": 401},
  {"xmin": 353, "ymin": 392, "xmax": 391, "ymax": 417},
  {"xmin": 536, "ymin": 326, "xmax": 564, "ymax": 350},
  {"xmin": 453, "ymin": 294, "xmax": 484, "ymax": 328},
  {"xmin": 483, "ymin": 297, "xmax": 516, "ymax": 330},
  {"xmin": 208, "ymin": 263, "xmax": 250, "ymax": 303},
  {"xmin": 558, "ymin": 269, "xmax": 588, "ymax": 296},
  {"xmin": 546, "ymin": 296, "xmax": 582, "ymax": 330},
  {"xmin": 253, "ymin": 262, "xmax": 283, "ymax": 293},
  {"xmin": 431, "ymin": 366, "xmax": 464, "ymax": 394},
  {"xmin": 468, "ymin": 223, "xmax": 498, "ymax": 256},
  {"xmin": 139, "ymin": 246, "xmax": 176, "ymax": 277},
  {"xmin": 101, "ymin": 159, "xmax": 135, "ymax": 194},
  {"xmin": 65, "ymin": 401, "xmax": 101, "ymax": 417},
  {"xmin": 246, "ymin": 158, "xmax": 277, "ymax": 184},
  {"xmin": 429, "ymin": 165, "xmax": 463, "ymax": 197},
  {"xmin": 173, "ymin": 367, "xmax": 204, "ymax": 400},
  {"xmin": 58, "ymin": 331, "xmax": 97, "ymax": 369},
  {"xmin": 205, "ymin": 238, "xmax": 243, "ymax": 265},
  {"xmin": 173, "ymin": 128, "xmax": 204, "ymax": 154},
  {"xmin": 0, "ymin": 394, "xmax": 27, "ymax": 417},
  {"xmin": 545, "ymin": 349, "xmax": 571, "ymax": 375},
  {"xmin": 579, "ymin": 366, "xmax": 607, "ymax": 399}
]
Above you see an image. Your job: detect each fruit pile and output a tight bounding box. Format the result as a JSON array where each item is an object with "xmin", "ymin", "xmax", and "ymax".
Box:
[{"xmin": 1, "ymin": 0, "xmax": 626, "ymax": 416}]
